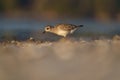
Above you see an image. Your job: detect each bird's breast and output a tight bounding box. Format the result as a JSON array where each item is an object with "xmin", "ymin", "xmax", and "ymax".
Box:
[{"xmin": 56, "ymin": 30, "xmax": 69, "ymax": 37}]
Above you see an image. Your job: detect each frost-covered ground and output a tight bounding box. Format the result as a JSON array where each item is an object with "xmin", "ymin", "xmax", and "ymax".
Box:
[{"xmin": 0, "ymin": 37, "xmax": 120, "ymax": 80}]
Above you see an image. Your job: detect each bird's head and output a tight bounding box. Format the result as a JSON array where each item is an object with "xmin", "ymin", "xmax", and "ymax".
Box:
[{"xmin": 43, "ymin": 25, "xmax": 53, "ymax": 33}]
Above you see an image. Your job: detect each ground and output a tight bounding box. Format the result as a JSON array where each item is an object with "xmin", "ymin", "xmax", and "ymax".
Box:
[{"xmin": 0, "ymin": 37, "xmax": 120, "ymax": 80}]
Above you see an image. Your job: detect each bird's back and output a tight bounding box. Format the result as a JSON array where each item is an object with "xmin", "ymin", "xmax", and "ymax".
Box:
[
  {"xmin": 55, "ymin": 24, "xmax": 78, "ymax": 31},
  {"xmin": 46, "ymin": 24, "xmax": 83, "ymax": 37}
]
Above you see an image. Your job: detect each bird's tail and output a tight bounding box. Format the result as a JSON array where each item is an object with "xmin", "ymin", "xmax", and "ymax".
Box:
[{"xmin": 78, "ymin": 25, "xmax": 84, "ymax": 27}]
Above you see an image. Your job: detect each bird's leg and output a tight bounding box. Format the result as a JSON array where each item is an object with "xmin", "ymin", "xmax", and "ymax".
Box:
[{"xmin": 59, "ymin": 36, "xmax": 68, "ymax": 42}]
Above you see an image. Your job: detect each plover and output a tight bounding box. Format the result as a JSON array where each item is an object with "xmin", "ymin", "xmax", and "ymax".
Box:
[{"xmin": 43, "ymin": 24, "xmax": 83, "ymax": 37}]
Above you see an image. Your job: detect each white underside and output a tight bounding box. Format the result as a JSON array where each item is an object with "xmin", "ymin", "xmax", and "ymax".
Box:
[
  {"xmin": 70, "ymin": 28, "xmax": 77, "ymax": 33},
  {"xmin": 57, "ymin": 30, "xmax": 69, "ymax": 37},
  {"xmin": 56, "ymin": 29, "xmax": 76, "ymax": 37}
]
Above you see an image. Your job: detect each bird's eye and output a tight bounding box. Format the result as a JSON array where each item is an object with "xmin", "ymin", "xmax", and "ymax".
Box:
[{"xmin": 46, "ymin": 27, "xmax": 49, "ymax": 30}]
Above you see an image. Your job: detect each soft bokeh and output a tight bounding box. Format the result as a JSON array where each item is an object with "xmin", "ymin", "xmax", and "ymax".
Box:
[
  {"xmin": 0, "ymin": 0, "xmax": 120, "ymax": 41},
  {"xmin": 0, "ymin": 0, "xmax": 120, "ymax": 20},
  {"xmin": 0, "ymin": 1, "xmax": 120, "ymax": 80},
  {"xmin": 0, "ymin": 39, "xmax": 120, "ymax": 80}
]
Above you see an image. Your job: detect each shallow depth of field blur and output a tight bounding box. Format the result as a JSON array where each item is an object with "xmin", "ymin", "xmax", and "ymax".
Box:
[{"xmin": 0, "ymin": 0, "xmax": 120, "ymax": 80}]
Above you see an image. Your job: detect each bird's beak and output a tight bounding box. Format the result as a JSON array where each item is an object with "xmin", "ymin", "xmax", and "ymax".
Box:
[{"xmin": 43, "ymin": 31, "xmax": 46, "ymax": 33}]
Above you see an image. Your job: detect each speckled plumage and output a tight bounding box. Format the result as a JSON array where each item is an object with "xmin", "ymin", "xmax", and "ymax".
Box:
[{"xmin": 43, "ymin": 24, "xmax": 83, "ymax": 37}]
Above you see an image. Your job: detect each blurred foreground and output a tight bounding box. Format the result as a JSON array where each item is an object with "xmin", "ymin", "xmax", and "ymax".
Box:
[{"xmin": 0, "ymin": 37, "xmax": 120, "ymax": 80}]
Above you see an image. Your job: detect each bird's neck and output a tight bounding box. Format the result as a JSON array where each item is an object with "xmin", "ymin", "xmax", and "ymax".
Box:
[{"xmin": 49, "ymin": 27, "xmax": 57, "ymax": 33}]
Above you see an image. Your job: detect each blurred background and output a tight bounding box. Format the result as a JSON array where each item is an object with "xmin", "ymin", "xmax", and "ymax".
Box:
[
  {"xmin": 1, "ymin": 1, "xmax": 120, "ymax": 80},
  {"xmin": 0, "ymin": 0, "xmax": 120, "ymax": 41}
]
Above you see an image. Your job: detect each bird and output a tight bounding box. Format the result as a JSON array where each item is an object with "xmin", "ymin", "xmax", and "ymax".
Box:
[{"xmin": 43, "ymin": 24, "xmax": 84, "ymax": 37}]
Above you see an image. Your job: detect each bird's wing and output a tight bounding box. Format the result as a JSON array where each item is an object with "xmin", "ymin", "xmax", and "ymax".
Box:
[{"xmin": 57, "ymin": 24, "xmax": 77, "ymax": 31}]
